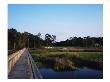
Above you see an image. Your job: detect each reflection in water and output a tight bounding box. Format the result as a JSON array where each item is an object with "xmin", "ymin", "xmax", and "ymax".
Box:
[
  {"xmin": 40, "ymin": 67, "xmax": 103, "ymax": 79},
  {"xmin": 35, "ymin": 55, "xmax": 103, "ymax": 79}
]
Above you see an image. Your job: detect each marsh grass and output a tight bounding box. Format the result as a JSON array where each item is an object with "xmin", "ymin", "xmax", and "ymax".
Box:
[
  {"xmin": 29, "ymin": 48, "xmax": 103, "ymax": 70},
  {"xmin": 30, "ymin": 49, "xmax": 103, "ymax": 62}
]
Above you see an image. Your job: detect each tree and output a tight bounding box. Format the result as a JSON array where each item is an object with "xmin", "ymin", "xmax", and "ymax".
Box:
[
  {"xmin": 45, "ymin": 34, "xmax": 56, "ymax": 46},
  {"xmin": 8, "ymin": 28, "xmax": 17, "ymax": 49},
  {"xmin": 36, "ymin": 32, "xmax": 42, "ymax": 47}
]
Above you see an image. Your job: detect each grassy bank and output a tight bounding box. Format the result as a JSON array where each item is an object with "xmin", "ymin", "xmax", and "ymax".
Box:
[
  {"xmin": 29, "ymin": 47, "xmax": 103, "ymax": 70},
  {"xmin": 29, "ymin": 48, "xmax": 103, "ymax": 62}
]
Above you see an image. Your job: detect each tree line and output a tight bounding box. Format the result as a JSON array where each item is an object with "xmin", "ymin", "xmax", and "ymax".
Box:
[
  {"xmin": 8, "ymin": 28, "xmax": 103, "ymax": 50},
  {"xmin": 54, "ymin": 36, "xmax": 103, "ymax": 48}
]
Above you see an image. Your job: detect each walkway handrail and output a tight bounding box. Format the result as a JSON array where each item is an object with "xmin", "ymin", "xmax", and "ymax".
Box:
[
  {"xmin": 8, "ymin": 48, "xmax": 25, "ymax": 73},
  {"xmin": 27, "ymin": 49, "xmax": 43, "ymax": 79}
]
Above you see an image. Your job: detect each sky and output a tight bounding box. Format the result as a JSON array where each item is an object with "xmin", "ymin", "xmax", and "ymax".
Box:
[{"xmin": 8, "ymin": 4, "xmax": 103, "ymax": 42}]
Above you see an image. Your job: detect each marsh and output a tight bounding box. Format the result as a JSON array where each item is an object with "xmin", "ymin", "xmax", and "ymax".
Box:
[{"xmin": 30, "ymin": 48, "xmax": 103, "ymax": 79}]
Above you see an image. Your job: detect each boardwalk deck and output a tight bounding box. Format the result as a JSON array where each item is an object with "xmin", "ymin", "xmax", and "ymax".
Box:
[{"xmin": 8, "ymin": 49, "xmax": 32, "ymax": 79}]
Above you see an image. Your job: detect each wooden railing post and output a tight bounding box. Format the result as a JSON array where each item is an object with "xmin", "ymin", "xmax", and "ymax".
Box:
[
  {"xmin": 26, "ymin": 49, "xmax": 43, "ymax": 79},
  {"xmin": 8, "ymin": 48, "xmax": 42, "ymax": 79},
  {"xmin": 8, "ymin": 48, "xmax": 25, "ymax": 73}
]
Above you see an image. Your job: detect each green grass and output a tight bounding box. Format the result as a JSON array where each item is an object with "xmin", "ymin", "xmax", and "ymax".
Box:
[
  {"xmin": 30, "ymin": 49, "xmax": 103, "ymax": 70},
  {"xmin": 76, "ymin": 52, "xmax": 103, "ymax": 61},
  {"xmin": 30, "ymin": 48, "xmax": 103, "ymax": 62}
]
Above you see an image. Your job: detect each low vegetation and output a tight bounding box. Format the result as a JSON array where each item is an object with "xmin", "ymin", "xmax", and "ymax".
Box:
[{"xmin": 30, "ymin": 48, "xmax": 103, "ymax": 71}]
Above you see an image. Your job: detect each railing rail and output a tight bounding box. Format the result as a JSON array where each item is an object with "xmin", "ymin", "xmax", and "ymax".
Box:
[
  {"xmin": 8, "ymin": 48, "xmax": 25, "ymax": 73},
  {"xmin": 8, "ymin": 48, "xmax": 42, "ymax": 79},
  {"xmin": 27, "ymin": 49, "xmax": 43, "ymax": 79}
]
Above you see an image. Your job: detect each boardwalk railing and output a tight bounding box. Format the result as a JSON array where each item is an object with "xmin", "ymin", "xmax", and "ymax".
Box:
[
  {"xmin": 8, "ymin": 48, "xmax": 25, "ymax": 73},
  {"xmin": 8, "ymin": 48, "xmax": 43, "ymax": 79},
  {"xmin": 27, "ymin": 49, "xmax": 43, "ymax": 79}
]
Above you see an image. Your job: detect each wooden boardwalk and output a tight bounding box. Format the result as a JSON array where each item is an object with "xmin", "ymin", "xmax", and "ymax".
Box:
[{"xmin": 8, "ymin": 48, "xmax": 42, "ymax": 79}]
